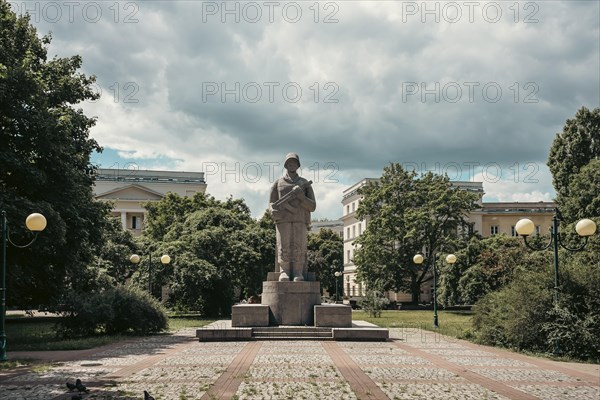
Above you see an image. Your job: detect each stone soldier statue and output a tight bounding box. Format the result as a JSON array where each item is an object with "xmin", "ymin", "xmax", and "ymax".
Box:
[{"xmin": 269, "ymin": 153, "xmax": 317, "ymax": 282}]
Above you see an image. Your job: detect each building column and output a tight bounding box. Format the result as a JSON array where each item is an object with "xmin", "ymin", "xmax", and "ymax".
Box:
[{"xmin": 120, "ymin": 212, "xmax": 127, "ymax": 229}]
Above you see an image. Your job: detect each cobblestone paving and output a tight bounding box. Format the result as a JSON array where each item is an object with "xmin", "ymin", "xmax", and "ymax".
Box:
[
  {"xmin": 378, "ymin": 382, "xmax": 509, "ymax": 399},
  {"xmin": 508, "ymin": 385, "xmax": 600, "ymax": 400},
  {"xmin": 240, "ymin": 341, "xmax": 355, "ymax": 399},
  {"xmin": 1, "ymin": 325, "xmax": 598, "ymax": 399}
]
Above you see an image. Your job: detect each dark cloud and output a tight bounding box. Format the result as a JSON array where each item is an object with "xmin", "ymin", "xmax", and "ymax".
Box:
[{"xmin": 16, "ymin": 0, "xmax": 599, "ymax": 217}]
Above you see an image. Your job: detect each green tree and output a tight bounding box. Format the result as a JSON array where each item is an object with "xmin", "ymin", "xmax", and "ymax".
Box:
[
  {"xmin": 0, "ymin": 2, "xmax": 110, "ymax": 307},
  {"xmin": 439, "ymin": 235, "xmax": 551, "ymax": 306},
  {"xmin": 95, "ymin": 217, "xmax": 139, "ymax": 284},
  {"xmin": 142, "ymin": 193, "xmax": 275, "ymax": 316},
  {"xmin": 353, "ymin": 164, "xmax": 479, "ymax": 304},
  {"xmin": 307, "ymin": 228, "xmax": 343, "ymax": 297},
  {"xmin": 560, "ymin": 159, "xmax": 600, "ymax": 221},
  {"xmin": 548, "ymin": 106, "xmax": 600, "ymax": 208}
]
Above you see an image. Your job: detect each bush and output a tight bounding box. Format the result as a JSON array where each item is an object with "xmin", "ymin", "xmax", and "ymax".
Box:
[
  {"xmin": 359, "ymin": 287, "xmax": 389, "ymax": 318},
  {"xmin": 473, "ymin": 253, "xmax": 600, "ymax": 361},
  {"xmin": 106, "ymin": 286, "xmax": 168, "ymax": 334},
  {"xmin": 58, "ymin": 286, "xmax": 168, "ymax": 337},
  {"xmin": 472, "ymin": 270, "xmax": 553, "ymax": 352},
  {"xmin": 542, "ymin": 260, "xmax": 600, "ymax": 361}
]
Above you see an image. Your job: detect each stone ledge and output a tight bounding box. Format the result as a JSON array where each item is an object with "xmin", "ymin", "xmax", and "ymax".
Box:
[
  {"xmin": 196, "ymin": 328, "xmax": 253, "ymax": 341},
  {"xmin": 232, "ymin": 304, "xmax": 270, "ymax": 327},
  {"xmin": 332, "ymin": 328, "xmax": 389, "ymax": 341},
  {"xmin": 314, "ymin": 304, "xmax": 352, "ymax": 327}
]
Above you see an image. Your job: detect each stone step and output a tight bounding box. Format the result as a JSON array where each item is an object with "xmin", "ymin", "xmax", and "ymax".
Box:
[
  {"xmin": 252, "ymin": 327, "xmax": 333, "ymax": 340},
  {"xmin": 253, "ymin": 331, "xmax": 332, "ymax": 337},
  {"xmin": 253, "ymin": 327, "xmax": 332, "ymax": 333},
  {"xmin": 251, "ymin": 336, "xmax": 335, "ymax": 341}
]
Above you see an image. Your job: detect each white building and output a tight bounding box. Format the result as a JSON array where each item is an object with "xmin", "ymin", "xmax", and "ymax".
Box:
[{"xmin": 92, "ymin": 168, "xmax": 207, "ymax": 235}]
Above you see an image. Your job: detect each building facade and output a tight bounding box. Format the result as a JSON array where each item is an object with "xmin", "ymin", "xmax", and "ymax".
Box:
[
  {"xmin": 469, "ymin": 202, "xmax": 555, "ymax": 238},
  {"xmin": 92, "ymin": 168, "xmax": 207, "ymax": 235},
  {"xmin": 341, "ymin": 178, "xmax": 555, "ymax": 302}
]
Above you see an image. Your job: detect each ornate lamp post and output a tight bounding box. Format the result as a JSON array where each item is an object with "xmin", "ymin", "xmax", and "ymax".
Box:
[
  {"xmin": 334, "ymin": 271, "xmax": 342, "ymax": 302},
  {"xmin": 515, "ymin": 209, "xmax": 597, "ymax": 305},
  {"xmin": 413, "ymin": 252, "xmax": 457, "ymax": 328},
  {"xmin": 130, "ymin": 253, "xmax": 171, "ymax": 296},
  {"xmin": 1, "ymin": 211, "xmax": 47, "ymax": 361}
]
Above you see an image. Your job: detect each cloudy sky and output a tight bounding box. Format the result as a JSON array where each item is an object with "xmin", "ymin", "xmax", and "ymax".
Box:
[{"xmin": 13, "ymin": 0, "xmax": 600, "ymax": 218}]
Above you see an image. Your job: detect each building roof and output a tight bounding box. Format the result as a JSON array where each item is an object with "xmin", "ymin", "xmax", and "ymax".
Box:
[
  {"xmin": 94, "ymin": 168, "xmax": 206, "ymax": 184},
  {"xmin": 342, "ymin": 179, "xmax": 484, "ymax": 202},
  {"xmin": 478, "ymin": 201, "xmax": 556, "ymax": 214}
]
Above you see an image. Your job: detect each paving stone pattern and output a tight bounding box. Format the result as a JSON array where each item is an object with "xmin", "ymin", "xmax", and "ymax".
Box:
[{"xmin": 0, "ymin": 326, "xmax": 597, "ymax": 399}]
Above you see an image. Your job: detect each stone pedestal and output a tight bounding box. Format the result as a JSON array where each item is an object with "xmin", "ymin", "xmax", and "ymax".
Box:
[
  {"xmin": 314, "ymin": 304, "xmax": 352, "ymax": 327},
  {"xmin": 261, "ymin": 281, "xmax": 321, "ymax": 325},
  {"xmin": 231, "ymin": 304, "xmax": 270, "ymax": 327}
]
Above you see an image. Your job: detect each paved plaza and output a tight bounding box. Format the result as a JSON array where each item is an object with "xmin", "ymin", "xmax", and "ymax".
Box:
[{"xmin": 1, "ymin": 322, "xmax": 598, "ymax": 399}]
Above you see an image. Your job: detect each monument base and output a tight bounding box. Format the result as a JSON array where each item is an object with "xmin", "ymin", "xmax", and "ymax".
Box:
[{"xmin": 261, "ymin": 281, "xmax": 321, "ymax": 325}]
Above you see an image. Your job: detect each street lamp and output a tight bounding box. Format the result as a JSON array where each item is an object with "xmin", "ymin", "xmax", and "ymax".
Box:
[
  {"xmin": 334, "ymin": 271, "xmax": 342, "ymax": 302},
  {"xmin": 130, "ymin": 253, "xmax": 171, "ymax": 296},
  {"xmin": 413, "ymin": 252, "xmax": 457, "ymax": 328},
  {"xmin": 515, "ymin": 209, "xmax": 597, "ymax": 305},
  {"xmin": 1, "ymin": 211, "xmax": 47, "ymax": 361}
]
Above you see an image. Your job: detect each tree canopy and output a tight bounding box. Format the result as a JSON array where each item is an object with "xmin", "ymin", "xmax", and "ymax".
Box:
[
  {"xmin": 140, "ymin": 193, "xmax": 275, "ymax": 316},
  {"xmin": 547, "ymin": 106, "xmax": 600, "ymax": 215},
  {"xmin": 0, "ymin": 1, "xmax": 110, "ymax": 307},
  {"xmin": 438, "ymin": 235, "xmax": 551, "ymax": 306},
  {"xmin": 559, "ymin": 159, "xmax": 600, "ymax": 221},
  {"xmin": 307, "ymin": 228, "xmax": 343, "ymax": 298},
  {"xmin": 353, "ymin": 163, "xmax": 479, "ymax": 303}
]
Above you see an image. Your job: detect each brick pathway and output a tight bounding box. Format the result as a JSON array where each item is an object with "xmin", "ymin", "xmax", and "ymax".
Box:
[{"xmin": 1, "ymin": 325, "xmax": 598, "ymax": 399}]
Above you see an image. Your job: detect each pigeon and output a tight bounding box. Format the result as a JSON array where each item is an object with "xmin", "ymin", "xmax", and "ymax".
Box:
[
  {"xmin": 75, "ymin": 378, "xmax": 89, "ymax": 393},
  {"xmin": 66, "ymin": 380, "xmax": 77, "ymax": 391},
  {"xmin": 144, "ymin": 390, "xmax": 156, "ymax": 400}
]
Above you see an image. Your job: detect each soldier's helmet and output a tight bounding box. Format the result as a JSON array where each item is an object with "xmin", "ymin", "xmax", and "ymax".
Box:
[{"xmin": 284, "ymin": 153, "xmax": 300, "ymax": 168}]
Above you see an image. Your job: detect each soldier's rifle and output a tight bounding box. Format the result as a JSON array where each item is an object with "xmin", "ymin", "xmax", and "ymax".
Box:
[{"xmin": 272, "ymin": 180, "xmax": 313, "ymax": 213}]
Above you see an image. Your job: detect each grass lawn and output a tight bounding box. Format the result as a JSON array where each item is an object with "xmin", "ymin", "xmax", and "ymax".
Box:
[
  {"xmin": 352, "ymin": 310, "xmax": 474, "ymax": 339},
  {"xmin": 167, "ymin": 316, "xmax": 216, "ymax": 331}
]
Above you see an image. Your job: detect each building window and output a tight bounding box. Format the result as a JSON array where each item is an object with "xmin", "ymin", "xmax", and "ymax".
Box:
[
  {"xmin": 358, "ymin": 223, "xmax": 362, "ymax": 235},
  {"xmin": 490, "ymin": 226, "xmax": 499, "ymax": 235},
  {"xmin": 346, "ymin": 282, "xmax": 350, "ymax": 295},
  {"xmin": 347, "ymin": 227, "xmax": 350, "ymax": 238},
  {"xmin": 352, "ymin": 225, "xmax": 356, "ymax": 238},
  {"xmin": 352, "ymin": 286, "xmax": 356, "ymax": 296},
  {"xmin": 132, "ymin": 216, "xmax": 138, "ymax": 230},
  {"xmin": 346, "ymin": 250, "xmax": 350, "ymax": 263},
  {"xmin": 536, "ymin": 225, "xmax": 541, "ymax": 235},
  {"xmin": 352, "ymin": 202, "xmax": 355, "ymax": 212},
  {"xmin": 346, "ymin": 205, "xmax": 350, "ymax": 214},
  {"xmin": 511, "ymin": 226, "xmax": 516, "ymax": 236},
  {"xmin": 358, "ymin": 283, "xmax": 363, "ymax": 296}
]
